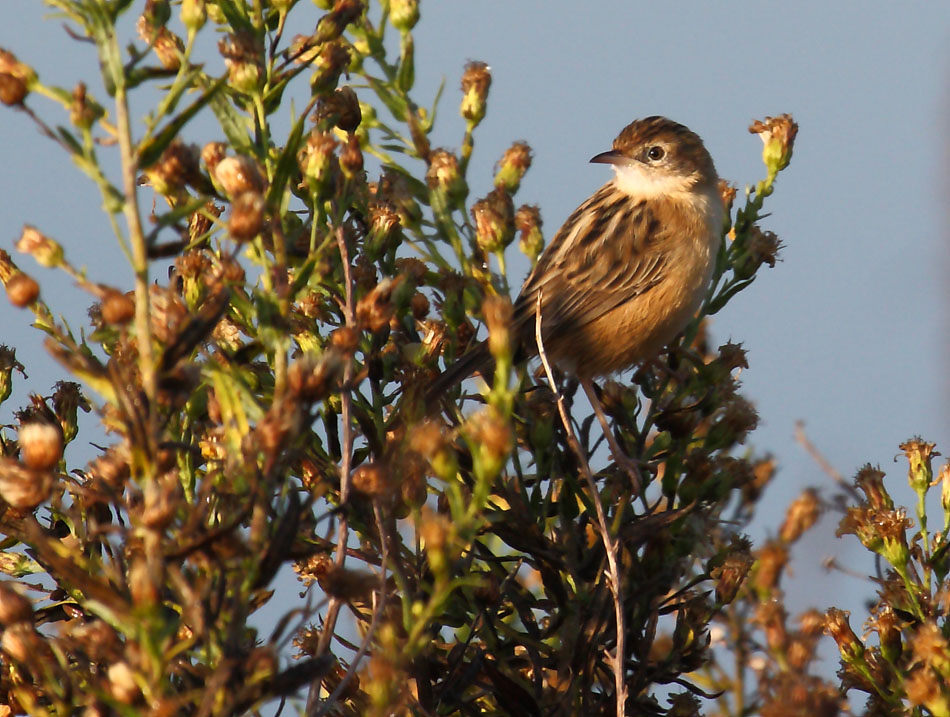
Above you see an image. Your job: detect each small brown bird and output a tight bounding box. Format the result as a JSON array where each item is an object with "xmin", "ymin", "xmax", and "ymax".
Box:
[{"xmin": 429, "ymin": 116, "xmax": 722, "ymax": 403}]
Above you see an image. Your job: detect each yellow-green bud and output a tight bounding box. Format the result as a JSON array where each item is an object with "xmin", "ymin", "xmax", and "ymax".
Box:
[
  {"xmin": 180, "ymin": 0, "xmax": 207, "ymax": 32},
  {"xmin": 389, "ymin": 0, "xmax": 419, "ymax": 32},
  {"xmin": 16, "ymin": 225, "xmax": 63, "ymax": 268}
]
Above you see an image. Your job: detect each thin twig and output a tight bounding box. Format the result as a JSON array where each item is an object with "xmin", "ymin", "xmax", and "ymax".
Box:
[
  {"xmin": 581, "ymin": 379, "xmax": 642, "ymax": 494},
  {"xmin": 794, "ymin": 421, "xmax": 860, "ymax": 501},
  {"xmin": 307, "ymin": 224, "xmax": 356, "ymax": 711},
  {"xmin": 311, "ymin": 502, "xmax": 390, "ymax": 716},
  {"xmin": 534, "ymin": 292, "xmax": 627, "ymax": 716}
]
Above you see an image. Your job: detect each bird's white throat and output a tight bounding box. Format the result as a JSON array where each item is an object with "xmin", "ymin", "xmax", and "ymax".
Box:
[{"xmin": 610, "ymin": 162, "xmax": 696, "ymax": 200}]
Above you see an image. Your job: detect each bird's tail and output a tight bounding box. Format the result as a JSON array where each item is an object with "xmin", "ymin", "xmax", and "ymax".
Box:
[{"xmin": 423, "ymin": 342, "xmax": 493, "ymax": 413}]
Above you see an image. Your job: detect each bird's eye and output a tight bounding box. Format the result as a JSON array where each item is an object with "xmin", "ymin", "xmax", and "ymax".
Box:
[{"xmin": 647, "ymin": 146, "xmax": 665, "ymax": 161}]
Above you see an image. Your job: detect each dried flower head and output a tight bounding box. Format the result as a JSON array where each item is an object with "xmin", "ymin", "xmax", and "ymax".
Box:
[
  {"xmin": 219, "ymin": 31, "xmax": 262, "ymax": 92},
  {"xmin": 0, "ymin": 582, "xmax": 32, "ymax": 626},
  {"xmin": 136, "ymin": 14, "xmax": 184, "ymax": 70},
  {"xmin": 494, "ymin": 141, "xmax": 533, "ymax": 194},
  {"xmin": 426, "ymin": 148, "xmax": 466, "ymax": 201},
  {"xmin": 351, "ymin": 462, "xmax": 391, "ymax": 499},
  {"xmin": 460, "ymin": 61, "xmax": 491, "ymax": 126},
  {"xmin": 287, "ymin": 352, "xmax": 344, "ymax": 403},
  {"xmin": 471, "ymin": 188, "xmax": 515, "ymax": 254},
  {"xmin": 310, "ymin": 40, "xmax": 351, "ymax": 93},
  {"xmin": 340, "ymin": 133, "xmax": 364, "ymax": 179},
  {"xmin": 298, "ymin": 130, "xmax": 340, "ymax": 197},
  {"xmin": 228, "ymin": 191, "xmax": 266, "ymax": 242},
  {"xmin": 711, "ymin": 535, "xmax": 753, "ymax": 604},
  {"xmin": 515, "ymin": 204, "xmax": 544, "ymax": 264},
  {"xmin": 144, "ymin": 138, "xmax": 200, "ymax": 195},
  {"xmin": 16, "ymin": 225, "xmax": 63, "ymax": 268},
  {"xmin": 483, "ymin": 294, "xmax": 513, "ymax": 361},
  {"xmin": 718, "ymin": 179, "xmax": 737, "ymax": 214},
  {"xmin": 901, "ymin": 437, "xmax": 938, "ymax": 495},
  {"xmin": 0, "ymin": 457, "xmax": 52, "ymax": 509},
  {"xmin": 0, "ymin": 49, "xmax": 36, "ymax": 105},
  {"xmin": 779, "ymin": 488, "xmax": 821, "ymax": 543},
  {"xmin": 749, "ymin": 114, "xmax": 798, "ymax": 177},
  {"xmin": 356, "ymin": 277, "xmax": 400, "ymax": 332}
]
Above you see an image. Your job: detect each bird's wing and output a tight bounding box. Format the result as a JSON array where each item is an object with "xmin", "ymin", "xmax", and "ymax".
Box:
[{"xmin": 513, "ymin": 183, "xmax": 670, "ymax": 334}]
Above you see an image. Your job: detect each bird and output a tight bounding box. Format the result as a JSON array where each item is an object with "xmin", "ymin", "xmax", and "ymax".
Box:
[{"xmin": 427, "ymin": 116, "xmax": 723, "ymax": 414}]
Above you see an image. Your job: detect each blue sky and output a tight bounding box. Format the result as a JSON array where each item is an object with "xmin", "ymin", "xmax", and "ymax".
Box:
[{"xmin": 3, "ymin": 0, "xmax": 950, "ymax": 689}]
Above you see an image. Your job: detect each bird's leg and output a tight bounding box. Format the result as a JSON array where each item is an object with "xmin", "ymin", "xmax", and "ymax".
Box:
[{"xmin": 581, "ymin": 378, "xmax": 642, "ymax": 494}]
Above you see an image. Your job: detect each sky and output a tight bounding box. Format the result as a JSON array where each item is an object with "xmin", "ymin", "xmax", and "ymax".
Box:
[{"xmin": 2, "ymin": 0, "xmax": 950, "ymax": 696}]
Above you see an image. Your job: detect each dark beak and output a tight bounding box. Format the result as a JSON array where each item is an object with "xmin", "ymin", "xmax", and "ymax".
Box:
[{"xmin": 589, "ymin": 149, "xmax": 627, "ymax": 165}]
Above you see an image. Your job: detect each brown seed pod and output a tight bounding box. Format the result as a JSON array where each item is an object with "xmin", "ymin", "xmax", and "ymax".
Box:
[
  {"xmin": 18, "ymin": 422, "xmax": 63, "ymax": 471},
  {"xmin": 0, "ymin": 458, "xmax": 52, "ymax": 509},
  {"xmin": 5, "ymin": 273, "xmax": 39, "ymax": 307},
  {"xmin": 101, "ymin": 290, "xmax": 135, "ymax": 325}
]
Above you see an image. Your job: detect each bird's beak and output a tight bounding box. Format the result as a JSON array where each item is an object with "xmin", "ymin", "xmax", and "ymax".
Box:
[{"xmin": 589, "ymin": 149, "xmax": 629, "ymax": 165}]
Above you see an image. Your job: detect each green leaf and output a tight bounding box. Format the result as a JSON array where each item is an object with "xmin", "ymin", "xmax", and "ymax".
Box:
[
  {"xmin": 365, "ymin": 75, "xmax": 408, "ymax": 122},
  {"xmin": 207, "ymin": 79, "xmax": 254, "ymax": 155},
  {"xmin": 267, "ymin": 110, "xmax": 307, "ymax": 207},
  {"xmin": 706, "ymin": 277, "xmax": 756, "ymax": 315}
]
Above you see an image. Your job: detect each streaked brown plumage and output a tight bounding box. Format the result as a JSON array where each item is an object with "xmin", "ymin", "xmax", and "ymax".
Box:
[{"xmin": 429, "ymin": 116, "xmax": 722, "ymax": 403}]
